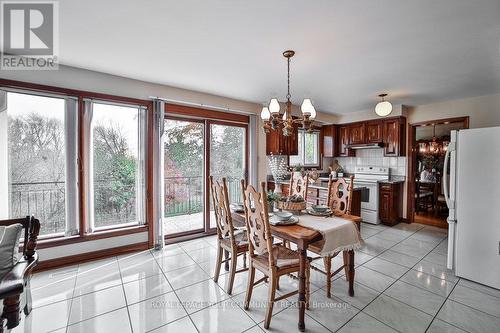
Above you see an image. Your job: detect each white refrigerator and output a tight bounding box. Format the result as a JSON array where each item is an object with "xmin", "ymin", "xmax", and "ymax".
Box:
[{"xmin": 445, "ymin": 127, "xmax": 500, "ymax": 289}]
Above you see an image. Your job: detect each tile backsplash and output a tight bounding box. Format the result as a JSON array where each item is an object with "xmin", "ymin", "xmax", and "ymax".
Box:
[{"xmin": 334, "ymin": 148, "xmax": 407, "ymax": 177}]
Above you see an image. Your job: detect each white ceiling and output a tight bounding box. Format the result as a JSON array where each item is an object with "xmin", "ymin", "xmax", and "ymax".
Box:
[{"xmin": 55, "ymin": 0, "xmax": 500, "ymax": 114}]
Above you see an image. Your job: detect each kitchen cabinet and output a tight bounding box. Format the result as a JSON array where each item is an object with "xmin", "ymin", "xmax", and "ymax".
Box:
[
  {"xmin": 366, "ymin": 120, "xmax": 383, "ymax": 143},
  {"xmin": 265, "ymin": 124, "xmax": 299, "ymax": 155},
  {"xmin": 338, "ymin": 125, "xmax": 355, "ymax": 157},
  {"xmin": 322, "ymin": 125, "xmax": 337, "ymax": 157},
  {"xmin": 383, "ymin": 117, "xmax": 406, "ymax": 156},
  {"xmin": 349, "ymin": 123, "xmax": 365, "ymax": 145},
  {"xmin": 379, "ymin": 182, "xmax": 402, "ymax": 226}
]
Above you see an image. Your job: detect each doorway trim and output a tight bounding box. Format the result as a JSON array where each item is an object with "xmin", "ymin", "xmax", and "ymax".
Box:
[{"xmin": 406, "ymin": 116, "xmax": 469, "ymax": 224}]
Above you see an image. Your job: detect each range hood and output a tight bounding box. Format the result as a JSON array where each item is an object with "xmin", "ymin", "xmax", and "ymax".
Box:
[{"xmin": 347, "ymin": 142, "xmax": 384, "ymax": 149}]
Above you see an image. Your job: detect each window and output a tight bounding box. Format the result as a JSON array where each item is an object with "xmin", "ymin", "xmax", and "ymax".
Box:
[
  {"xmin": 89, "ymin": 101, "xmax": 146, "ymax": 230},
  {"xmin": 0, "ymin": 91, "xmax": 77, "ymax": 237},
  {"xmin": 289, "ymin": 129, "xmax": 320, "ymax": 167}
]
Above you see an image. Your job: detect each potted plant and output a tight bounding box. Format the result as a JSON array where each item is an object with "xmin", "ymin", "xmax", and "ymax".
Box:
[{"xmin": 267, "ymin": 191, "xmax": 281, "ymax": 213}]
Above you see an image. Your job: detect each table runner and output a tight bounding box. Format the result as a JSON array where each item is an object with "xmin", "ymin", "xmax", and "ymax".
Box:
[{"xmin": 297, "ymin": 214, "xmax": 362, "ymax": 256}]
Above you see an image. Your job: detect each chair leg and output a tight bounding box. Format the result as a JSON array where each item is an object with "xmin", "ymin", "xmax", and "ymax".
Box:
[
  {"xmin": 3, "ymin": 294, "xmax": 21, "ymax": 330},
  {"xmin": 243, "ymin": 251, "xmax": 247, "ymax": 268},
  {"xmin": 343, "ymin": 251, "xmax": 350, "ymax": 281},
  {"xmin": 306, "ymin": 261, "xmax": 311, "ymax": 310},
  {"xmin": 224, "ymin": 250, "xmax": 230, "ymax": 271},
  {"xmin": 227, "ymin": 248, "xmax": 238, "ymax": 295},
  {"xmin": 24, "ymin": 278, "xmax": 32, "ymax": 315},
  {"xmin": 347, "ymin": 250, "xmax": 355, "ymax": 297},
  {"xmin": 264, "ymin": 274, "xmax": 277, "ymax": 329},
  {"xmin": 244, "ymin": 265, "xmax": 255, "ymax": 310},
  {"xmin": 323, "ymin": 256, "xmax": 332, "ymax": 298},
  {"xmin": 213, "ymin": 245, "xmax": 223, "ymax": 282}
]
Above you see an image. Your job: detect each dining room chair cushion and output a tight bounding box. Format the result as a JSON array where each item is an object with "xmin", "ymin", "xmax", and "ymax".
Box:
[
  {"xmin": 253, "ymin": 245, "xmax": 300, "ymax": 270},
  {"xmin": 220, "ymin": 229, "xmax": 249, "ymax": 249},
  {"xmin": 0, "ymin": 223, "xmax": 23, "ymax": 278}
]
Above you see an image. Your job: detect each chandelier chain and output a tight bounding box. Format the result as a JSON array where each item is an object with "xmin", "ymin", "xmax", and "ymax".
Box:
[{"xmin": 286, "ymin": 56, "xmax": 291, "ymax": 101}]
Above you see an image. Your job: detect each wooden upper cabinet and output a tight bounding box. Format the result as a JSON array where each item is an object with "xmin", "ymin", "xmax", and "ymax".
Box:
[
  {"xmin": 265, "ymin": 124, "xmax": 299, "ymax": 155},
  {"xmin": 383, "ymin": 117, "xmax": 406, "ymax": 156},
  {"xmin": 322, "ymin": 124, "xmax": 336, "ymax": 157},
  {"xmin": 349, "ymin": 123, "xmax": 365, "ymax": 145},
  {"xmin": 338, "ymin": 125, "xmax": 354, "ymax": 156},
  {"xmin": 366, "ymin": 120, "xmax": 383, "ymax": 143}
]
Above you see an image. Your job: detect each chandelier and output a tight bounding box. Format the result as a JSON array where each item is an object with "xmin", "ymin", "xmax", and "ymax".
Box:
[{"xmin": 260, "ymin": 50, "xmax": 316, "ymax": 136}]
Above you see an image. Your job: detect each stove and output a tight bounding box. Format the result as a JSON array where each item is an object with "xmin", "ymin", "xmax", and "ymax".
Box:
[{"xmin": 353, "ymin": 166, "xmax": 390, "ymax": 224}]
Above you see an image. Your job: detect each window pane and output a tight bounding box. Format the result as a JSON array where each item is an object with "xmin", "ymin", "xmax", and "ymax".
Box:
[
  {"xmin": 3, "ymin": 92, "xmax": 66, "ymax": 236},
  {"xmin": 304, "ymin": 132, "xmax": 319, "ymax": 165},
  {"xmin": 92, "ymin": 102, "xmax": 141, "ymax": 228},
  {"xmin": 289, "ymin": 131, "xmax": 304, "ymax": 166}
]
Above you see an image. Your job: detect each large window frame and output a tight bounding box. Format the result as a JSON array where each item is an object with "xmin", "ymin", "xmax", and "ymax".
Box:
[{"xmin": 0, "ymin": 79, "xmax": 153, "ymax": 248}]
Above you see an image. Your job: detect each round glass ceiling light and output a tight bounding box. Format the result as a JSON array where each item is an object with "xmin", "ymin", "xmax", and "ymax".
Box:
[{"xmin": 375, "ymin": 94, "xmax": 393, "ymax": 117}]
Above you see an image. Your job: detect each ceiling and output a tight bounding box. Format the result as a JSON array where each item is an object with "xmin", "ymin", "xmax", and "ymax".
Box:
[{"xmin": 53, "ymin": 0, "xmax": 500, "ymax": 114}]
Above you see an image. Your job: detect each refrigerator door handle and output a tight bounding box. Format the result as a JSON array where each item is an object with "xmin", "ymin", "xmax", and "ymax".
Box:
[{"xmin": 443, "ymin": 142, "xmax": 456, "ymax": 209}]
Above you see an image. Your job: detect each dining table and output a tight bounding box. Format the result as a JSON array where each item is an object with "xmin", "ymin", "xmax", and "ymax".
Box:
[{"xmin": 231, "ymin": 210, "xmax": 362, "ymax": 332}]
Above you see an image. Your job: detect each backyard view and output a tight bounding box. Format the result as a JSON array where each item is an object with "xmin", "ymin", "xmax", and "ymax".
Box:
[
  {"xmin": 5, "ymin": 92, "xmax": 142, "ymax": 235},
  {"xmin": 164, "ymin": 119, "xmax": 245, "ymax": 235}
]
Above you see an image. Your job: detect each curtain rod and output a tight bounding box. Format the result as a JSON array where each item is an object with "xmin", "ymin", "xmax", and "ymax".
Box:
[{"xmin": 149, "ymin": 96, "xmax": 256, "ymax": 116}]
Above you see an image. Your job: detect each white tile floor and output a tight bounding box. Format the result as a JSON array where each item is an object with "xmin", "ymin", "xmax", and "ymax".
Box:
[{"xmin": 13, "ymin": 222, "xmax": 500, "ymax": 333}]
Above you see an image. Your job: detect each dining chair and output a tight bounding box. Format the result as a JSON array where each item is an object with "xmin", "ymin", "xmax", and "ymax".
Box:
[
  {"xmin": 289, "ymin": 171, "xmax": 309, "ymax": 199},
  {"xmin": 209, "ymin": 176, "xmax": 248, "ymax": 295},
  {"xmin": 308, "ymin": 175, "xmax": 357, "ymax": 298},
  {"xmin": 240, "ymin": 180, "xmax": 310, "ymax": 329}
]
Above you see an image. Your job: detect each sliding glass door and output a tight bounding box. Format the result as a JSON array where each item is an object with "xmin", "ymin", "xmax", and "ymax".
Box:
[
  {"xmin": 209, "ymin": 122, "xmax": 247, "ymax": 229},
  {"xmin": 164, "ymin": 118, "xmax": 205, "ymax": 236},
  {"xmin": 163, "ymin": 116, "xmax": 247, "ymax": 237}
]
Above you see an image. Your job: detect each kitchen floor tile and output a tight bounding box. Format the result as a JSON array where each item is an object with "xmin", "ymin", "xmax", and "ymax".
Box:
[
  {"xmin": 436, "ymin": 299, "xmax": 500, "ymax": 333},
  {"xmin": 457, "ymin": 278, "xmax": 500, "ymax": 299},
  {"xmin": 31, "ymin": 276, "xmax": 75, "ymax": 308},
  {"xmin": 259, "ymin": 306, "xmax": 330, "ymax": 333},
  {"xmin": 186, "ymin": 246, "xmax": 219, "ymax": 263},
  {"xmin": 306, "ymin": 293, "xmax": 360, "ymax": 332},
  {"xmin": 449, "ymin": 284, "xmax": 500, "ymax": 318},
  {"xmin": 128, "ymin": 292, "xmax": 188, "ymax": 333},
  {"xmin": 363, "ymin": 257, "xmax": 409, "ymax": 279},
  {"xmin": 123, "ymin": 273, "xmax": 173, "ymax": 305},
  {"xmin": 190, "ymin": 300, "xmax": 255, "ymax": 333},
  {"xmin": 400, "ymin": 270, "xmax": 456, "ymax": 297},
  {"xmin": 148, "ymin": 316, "xmax": 198, "ymax": 333},
  {"xmin": 364, "ymin": 294, "xmax": 433, "ymax": 333},
  {"xmin": 413, "ymin": 260, "xmax": 458, "ymax": 283},
  {"xmin": 384, "ymin": 280, "xmax": 446, "ymax": 315},
  {"xmin": 66, "ymin": 307, "xmax": 131, "ymax": 333},
  {"xmin": 426, "ymin": 319, "xmax": 468, "ymax": 333},
  {"xmin": 155, "ymin": 252, "xmax": 197, "ymax": 272},
  {"xmin": 337, "ymin": 312, "xmax": 398, "ymax": 333},
  {"xmin": 13, "ymin": 299, "xmax": 71, "ymax": 333},
  {"xmin": 353, "ymin": 266, "xmax": 396, "ymax": 292},
  {"xmin": 119, "ymin": 257, "xmax": 164, "ymax": 283},
  {"xmin": 423, "ymin": 251, "xmax": 448, "ymax": 266},
  {"xmin": 391, "ymin": 243, "xmax": 430, "ymax": 258},
  {"xmin": 176, "ymin": 279, "xmax": 230, "ymax": 313},
  {"xmin": 231, "ymin": 284, "xmax": 289, "ymax": 322},
  {"xmin": 68, "ymin": 284, "xmax": 126, "ymax": 324},
  {"xmin": 330, "ymin": 278, "xmax": 379, "ymax": 309},
  {"xmin": 377, "ymin": 249, "xmax": 421, "ymax": 268},
  {"xmin": 164, "ymin": 263, "xmax": 211, "ymax": 290}
]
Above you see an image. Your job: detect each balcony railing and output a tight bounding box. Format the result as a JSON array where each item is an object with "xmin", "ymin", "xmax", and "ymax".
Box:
[{"xmin": 164, "ymin": 175, "xmax": 242, "ymax": 217}]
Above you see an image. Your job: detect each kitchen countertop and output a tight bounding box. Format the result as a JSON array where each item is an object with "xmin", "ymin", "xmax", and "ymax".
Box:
[{"xmin": 378, "ymin": 180, "xmax": 405, "ymax": 184}]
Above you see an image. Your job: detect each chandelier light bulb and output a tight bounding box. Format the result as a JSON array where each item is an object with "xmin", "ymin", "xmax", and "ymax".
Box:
[
  {"xmin": 269, "ymin": 98, "xmax": 280, "ymax": 114},
  {"xmin": 301, "ymin": 98, "xmax": 316, "ymax": 119},
  {"xmin": 260, "ymin": 106, "xmax": 271, "ymax": 120}
]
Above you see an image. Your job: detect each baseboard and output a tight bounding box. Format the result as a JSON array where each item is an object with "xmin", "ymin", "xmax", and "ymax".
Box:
[{"xmin": 34, "ymin": 242, "xmax": 150, "ymax": 272}]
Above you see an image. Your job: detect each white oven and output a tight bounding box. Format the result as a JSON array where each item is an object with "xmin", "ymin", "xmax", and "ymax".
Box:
[{"xmin": 353, "ymin": 166, "xmax": 390, "ymax": 224}]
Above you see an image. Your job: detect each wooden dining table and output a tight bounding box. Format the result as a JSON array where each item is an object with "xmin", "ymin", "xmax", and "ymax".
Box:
[{"xmin": 231, "ymin": 210, "xmax": 362, "ymax": 332}]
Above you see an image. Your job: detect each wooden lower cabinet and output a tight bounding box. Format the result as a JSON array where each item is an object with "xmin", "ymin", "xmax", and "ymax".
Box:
[{"xmin": 379, "ymin": 182, "xmax": 403, "ymax": 225}]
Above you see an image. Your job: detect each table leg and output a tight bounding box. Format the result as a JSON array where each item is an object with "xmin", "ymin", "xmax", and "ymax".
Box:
[
  {"xmin": 298, "ymin": 248, "xmax": 307, "ymax": 332},
  {"xmin": 348, "ymin": 250, "xmax": 355, "ymax": 296}
]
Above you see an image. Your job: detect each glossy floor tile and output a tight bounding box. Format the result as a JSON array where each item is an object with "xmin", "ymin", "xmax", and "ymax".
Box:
[{"xmin": 17, "ymin": 224, "xmax": 500, "ymax": 333}]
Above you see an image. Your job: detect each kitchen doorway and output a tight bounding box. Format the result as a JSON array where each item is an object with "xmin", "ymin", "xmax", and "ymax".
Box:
[{"xmin": 407, "ymin": 117, "xmax": 469, "ymax": 227}]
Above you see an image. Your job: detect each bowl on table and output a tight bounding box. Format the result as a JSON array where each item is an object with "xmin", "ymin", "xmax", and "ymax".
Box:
[
  {"xmin": 273, "ymin": 211, "xmax": 293, "ymax": 221},
  {"xmin": 311, "ymin": 204, "xmax": 329, "ymax": 213}
]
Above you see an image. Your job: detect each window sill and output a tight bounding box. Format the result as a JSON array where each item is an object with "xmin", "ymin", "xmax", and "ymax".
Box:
[{"xmin": 35, "ymin": 225, "xmax": 148, "ymax": 249}]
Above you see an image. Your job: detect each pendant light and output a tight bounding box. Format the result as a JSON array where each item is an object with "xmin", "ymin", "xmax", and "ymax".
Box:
[{"xmin": 375, "ymin": 93, "xmax": 393, "ymax": 117}]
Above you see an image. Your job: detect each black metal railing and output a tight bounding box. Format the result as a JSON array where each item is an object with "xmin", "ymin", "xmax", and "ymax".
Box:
[{"xmin": 164, "ymin": 175, "xmax": 243, "ymax": 217}]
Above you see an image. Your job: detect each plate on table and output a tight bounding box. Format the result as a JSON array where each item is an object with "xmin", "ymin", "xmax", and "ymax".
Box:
[
  {"xmin": 269, "ymin": 215, "xmax": 299, "ymax": 226},
  {"xmin": 306, "ymin": 208, "xmax": 332, "ymax": 216}
]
